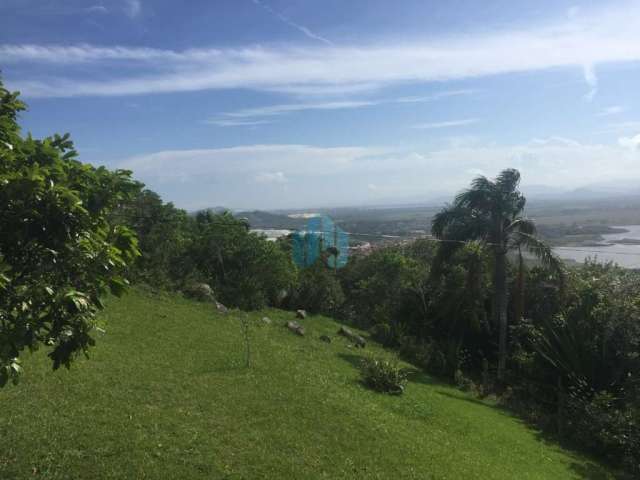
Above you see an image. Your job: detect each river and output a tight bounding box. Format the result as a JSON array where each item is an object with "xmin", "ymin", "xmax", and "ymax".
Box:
[{"xmin": 554, "ymin": 225, "xmax": 640, "ymax": 268}]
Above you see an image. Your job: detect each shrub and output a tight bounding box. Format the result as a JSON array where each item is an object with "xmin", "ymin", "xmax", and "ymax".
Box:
[
  {"xmin": 360, "ymin": 356, "xmax": 408, "ymax": 395},
  {"xmin": 561, "ymin": 387, "xmax": 640, "ymax": 474},
  {"xmin": 292, "ymin": 261, "xmax": 345, "ymax": 316}
]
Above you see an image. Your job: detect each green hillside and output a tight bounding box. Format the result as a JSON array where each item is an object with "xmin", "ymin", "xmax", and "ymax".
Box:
[{"xmin": 0, "ymin": 289, "xmax": 615, "ymax": 479}]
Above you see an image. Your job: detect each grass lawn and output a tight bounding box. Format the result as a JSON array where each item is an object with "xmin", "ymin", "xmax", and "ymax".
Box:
[{"xmin": 0, "ymin": 288, "xmax": 617, "ymax": 479}]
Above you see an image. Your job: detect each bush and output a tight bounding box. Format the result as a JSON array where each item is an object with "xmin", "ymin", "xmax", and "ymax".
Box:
[
  {"xmin": 292, "ymin": 261, "xmax": 345, "ymax": 316},
  {"xmin": 360, "ymin": 356, "xmax": 408, "ymax": 395},
  {"xmin": 561, "ymin": 387, "xmax": 640, "ymax": 474}
]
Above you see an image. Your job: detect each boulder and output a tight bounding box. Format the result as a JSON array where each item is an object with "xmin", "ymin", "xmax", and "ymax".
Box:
[
  {"xmin": 338, "ymin": 326, "xmax": 366, "ymax": 348},
  {"xmin": 286, "ymin": 321, "xmax": 305, "ymax": 336},
  {"xmin": 296, "ymin": 309, "xmax": 307, "ymax": 319},
  {"xmin": 183, "ymin": 283, "xmax": 215, "ymax": 302},
  {"xmin": 215, "ymin": 301, "xmax": 229, "ymax": 314}
]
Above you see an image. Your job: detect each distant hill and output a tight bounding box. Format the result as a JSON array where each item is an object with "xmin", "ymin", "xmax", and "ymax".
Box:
[{"xmin": 237, "ymin": 210, "xmax": 306, "ymax": 230}]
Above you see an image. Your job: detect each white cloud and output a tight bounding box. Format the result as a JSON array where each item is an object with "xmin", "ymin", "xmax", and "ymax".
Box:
[
  {"xmin": 115, "ymin": 138, "xmax": 640, "ymax": 209},
  {"xmin": 412, "ymin": 119, "xmax": 479, "ymax": 129},
  {"xmin": 619, "ymin": 133, "xmax": 640, "ymax": 149},
  {"xmin": 120, "ymin": 144, "xmax": 386, "ymax": 183},
  {"xmin": 6, "ymin": 2, "xmax": 640, "ymax": 97}
]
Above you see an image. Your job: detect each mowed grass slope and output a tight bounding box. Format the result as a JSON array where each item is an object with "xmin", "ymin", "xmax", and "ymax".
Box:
[{"xmin": 0, "ymin": 289, "xmax": 615, "ymax": 479}]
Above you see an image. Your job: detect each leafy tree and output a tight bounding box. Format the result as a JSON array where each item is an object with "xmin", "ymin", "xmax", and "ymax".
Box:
[
  {"xmin": 0, "ymin": 80, "xmax": 140, "ymax": 386},
  {"xmin": 122, "ymin": 188, "xmax": 192, "ymax": 287},
  {"xmin": 293, "ymin": 259, "xmax": 344, "ymax": 316},
  {"xmin": 188, "ymin": 211, "xmax": 296, "ymax": 310},
  {"xmin": 431, "ymin": 169, "xmax": 561, "ymax": 380}
]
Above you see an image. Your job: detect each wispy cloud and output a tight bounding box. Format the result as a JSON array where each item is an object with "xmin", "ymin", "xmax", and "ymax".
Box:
[
  {"xmin": 251, "ymin": 0, "xmax": 332, "ymax": 45},
  {"xmin": 603, "ymin": 121, "xmax": 640, "ymax": 132},
  {"xmin": 206, "ymin": 90, "xmax": 473, "ymax": 126},
  {"xmin": 5, "ymin": 2, "xmax": 640, "ymax": 98},
  {"xmin": 412, "ymin": 119, "xmax": 479, "ymax": 130},
  {"xmin": 222, "ymin": 100, "xmax": 376, "ymax": 119},
  {"xmin": 583, "ymin": 64, "xmax": 598, "ymax": 101},
  {"xmin": 86, "ymin": 5, "xmax": 108, "ymax": 14},
  {"xmin": 205, "ymin": 119, "xmax": 273, "ymax": 127},
  {"xmin": 597, "ymin": 105, "xmax": 626, "ymax": 116}
]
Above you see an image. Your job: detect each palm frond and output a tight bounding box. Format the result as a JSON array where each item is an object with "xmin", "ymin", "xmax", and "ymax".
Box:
[
  {"xmin": 455, "ymin": 177, "xmax": 495, "ymax": 211},
  {"xmin": 506, "ymin": 217, "xmax": 536, "ymax": 235},
  {"xmin": 514, "ymin": 231, "xmax": 565, "ymax": 280},
  {"xmin": 495, "ymin": 168, "xmax": 521, "ymax": 192}
]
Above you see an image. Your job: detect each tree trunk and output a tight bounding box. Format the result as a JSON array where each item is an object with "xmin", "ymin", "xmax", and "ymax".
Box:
[
  {"xmin": 514, "ymin": 247, "xmax": 525, "ymax": 324},
  {"xmin": 494, "ymin": 250, "xmax": 508, "ymax": 382}
]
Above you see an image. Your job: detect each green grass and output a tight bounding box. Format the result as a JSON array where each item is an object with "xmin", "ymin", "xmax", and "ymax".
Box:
[{"xmin": 0, "ymin": 288, "xmax": 616, "ymax": 479}]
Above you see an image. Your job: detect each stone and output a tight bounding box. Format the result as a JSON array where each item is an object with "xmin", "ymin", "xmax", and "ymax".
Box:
[
  {"xmin": 215, "ymin": 301, "xmax": 229, "ymax": 314},
  {"xmin": 262, "ymin": 316, "xmax": 272, "ymax": 325},
  {"xmin": 338, "ymin": 326, "xmax": 366, "ymax": 348},
  {"xmin": 296, "ymin": 309, "xmax": 307, "ymax": 319},
  {"xmin": 183, "ymin": 283, "xmax": 215, "ymax": 302},
  {"xmin": 286, "ymin": 321, "xmax": 305, "ymax": 336}
]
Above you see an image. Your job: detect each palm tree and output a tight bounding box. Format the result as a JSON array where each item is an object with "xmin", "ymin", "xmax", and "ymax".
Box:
[{"xmin": 431, "ymin": 169, "xmax": 562, "ymax": 381}]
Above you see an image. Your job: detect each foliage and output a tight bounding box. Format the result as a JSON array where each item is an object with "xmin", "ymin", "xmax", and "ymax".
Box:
[
  {"xmin": 359, "ymin": 355, "xmax": 408, "ymax": 394},
  {"xmin": 0, "ymin": 80, "xmax": 140, "ymax": 386},
  {"xmin": 560, "ymin": 387, "xmax": 639, "ymax": 473},
  {"xmin": 123, "ymin": 188, "xmax": 192, "ymax": 288},
  {"xmin": 291, "ymin": 259, "xmax": 344, "ymax": 316},
  {"xmin": 186, "ymin": 211, "xmax": 297, "ymax": 310},
  {"xmin": 431, "ymin": 168, "xmax": 562, "ymax": 380}
]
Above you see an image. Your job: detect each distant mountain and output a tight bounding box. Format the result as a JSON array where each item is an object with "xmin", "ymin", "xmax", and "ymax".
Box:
[{"xmin": 236, "ymin": 210, "xmax": 306, "ymax": 229}]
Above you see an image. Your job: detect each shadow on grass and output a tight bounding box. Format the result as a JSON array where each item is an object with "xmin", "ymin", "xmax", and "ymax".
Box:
[
  {"xmin": 569, "ymin": 462, "xmax": 624, "ymax": 480},
  {"xmin": 337, "ymin": 352, "xmax": 365, "ymax": 371},
  {"xmin": 436, "ymin": 390, "xmax": 626, "ymax": 479},
  {"xmin": 337, "ymin": 353, "xmax": 623, "ymax": 477},
  {"xmin": 435, "ymin": 390, "xmax": 512, "ymax": 413}
]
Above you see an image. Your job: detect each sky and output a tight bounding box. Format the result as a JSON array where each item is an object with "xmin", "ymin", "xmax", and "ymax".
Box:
[{"xmin": 2, "ymin": 0, "xmax": 640, "ymax": 210}]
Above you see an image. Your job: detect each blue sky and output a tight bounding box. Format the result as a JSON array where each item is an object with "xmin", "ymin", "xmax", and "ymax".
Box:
[{"xmin": 2, "ymin": 0, "xmax": 640, "ymax": 209}]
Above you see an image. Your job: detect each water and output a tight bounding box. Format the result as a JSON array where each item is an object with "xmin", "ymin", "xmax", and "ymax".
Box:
[{"xmin": 554, "ymin": 225, "xmax": 640, "ymax": 268}]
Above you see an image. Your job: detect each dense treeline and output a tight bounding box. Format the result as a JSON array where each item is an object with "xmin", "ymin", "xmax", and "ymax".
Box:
[{"xmin": 119, "ymin": 189, "xmax": 297, "ymax": 311}]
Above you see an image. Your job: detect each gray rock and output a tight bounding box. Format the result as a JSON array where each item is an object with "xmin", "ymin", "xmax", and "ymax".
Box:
[
  {"xmin": 183, "ymin": 283, "xmax": 215, "ymax": 302},
  {"xmin": 286, "ymin": 321, "xmax": 305, "ymax": 336},
  {"xmin": 262, "ymin": 316, "xmax": 272, "ymax": 325},
  {"xmin": 215, "ymin": 301, "xmax": 229, "ymax": 314},
  {"xmin": 338, "ymin": 326, "xmax": 366, "ymax": 348},
  {"xmin": 296, "ymin": 309, "xmax": 307, "ymax": 319}
]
